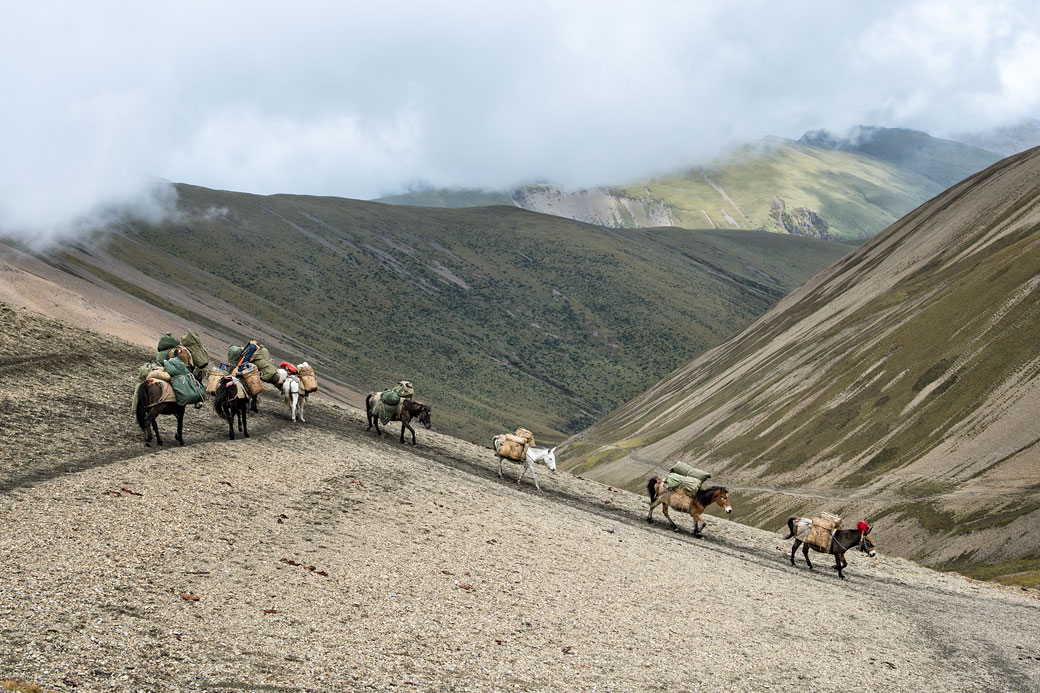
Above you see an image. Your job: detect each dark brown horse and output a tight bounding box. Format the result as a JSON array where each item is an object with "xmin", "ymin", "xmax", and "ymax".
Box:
[
  {"xmin": 365, "ymin": 393, "xmax": 432, "ymax": 445},
  {"xmin": 646, "ymin": 478, "xmax": 732, "ymax": 535},
  {"xmin": 786, "ymin": 517, "xmax": 876, "ymax": 580},
  {"xmin": 213, "ymin": 377, "xmax": 249, "ymax": 440},
  {"xmin": 134, "ymin": 380, "xmax": 185, "ymax": 447}
]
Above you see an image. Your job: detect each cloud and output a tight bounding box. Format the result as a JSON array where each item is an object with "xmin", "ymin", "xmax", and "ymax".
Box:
[{"xmin": 1, "ymin": 0, "xmax": 1038, "ymax": 244}]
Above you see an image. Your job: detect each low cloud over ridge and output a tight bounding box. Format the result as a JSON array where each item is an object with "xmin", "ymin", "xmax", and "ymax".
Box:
[{"xmin": 1, "ymin": 1, "xmax": 1038, "ymax": 243}]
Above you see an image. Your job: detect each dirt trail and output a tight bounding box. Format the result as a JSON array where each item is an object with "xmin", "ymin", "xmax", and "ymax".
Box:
[{"xmin": 2, "ymin": 306, "xmax": 1040, "ymax": 691}]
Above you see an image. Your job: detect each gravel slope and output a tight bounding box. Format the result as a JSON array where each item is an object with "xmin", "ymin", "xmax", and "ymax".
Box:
[{"xmin": 2, "ymin": 305, "xmax": 1040, "ymax": 691}]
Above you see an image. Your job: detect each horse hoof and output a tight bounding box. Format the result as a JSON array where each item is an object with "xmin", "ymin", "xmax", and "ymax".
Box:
[
  {"xmin": 244, "ymin": 433, "xmax": 250, "ymax": 438},
  {"xmin": 645, "ymin": 517, "xmax": 653, "ymax": 524},
  {"xmin": 157, "ymin": 440, "xmax": 163, "ymax": 446}
]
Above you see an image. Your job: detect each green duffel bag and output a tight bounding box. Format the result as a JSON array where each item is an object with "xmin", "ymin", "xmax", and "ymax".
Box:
[
  {"xmin": 663, "ymin": 472, "xmax": 706, "ymax": 494},
  {"xmin": 669, "ymin": 462, "xmax": 711, "ymax": 482},
  {"xmin": 381, "ymin": 389, "xmax": 401, "ymax": 406},
  {"xmin": 162, "ymin": 357, "xmax": 190, "ymax": 377},
  {"xmin": 252, "ymin": 346, "xmax": 278, "ymax": 381},
  {"xmin": 157, "ymin": 332, "xmax": 180, "ymax": 351},
  {"xmin": 170, "ymin": 372, "xmax": 205, "ymax": 406},
  {"xmin": 227, "ymin": 345, "xmax": 244, "ymax": 366},
  {"xmin": 180, "ymin": 330, "xmax": 209, "ymax": 369}
]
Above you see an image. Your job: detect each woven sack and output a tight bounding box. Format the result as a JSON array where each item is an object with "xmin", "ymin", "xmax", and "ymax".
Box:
[
  {"xmin": 393, "ymin": 380, "xmax": 414, "ymax": 399},
  {"xmin": 238, "ymin": 363, "xmax": 264, "ymax": 396},
  {"xmin": 669, "ymin": 491, "xmax": 692, "ymax": 513},
  {"xmin": 297, "ymin": 362, "xmax": 318, "ymax": 392},
  {"xmin": 206, "ymin": 365, "xmax": 229, "ymax": 395},
  {"xmin": 147, "ymin": 368, "xmax": 172, "ymax": 382},
  {"xmin": 514, "ymin": 428, "xmax": 535, "ymax": 446},
  {"xmin": 497, "ymin": 438, "xmax": 525, "ymax": 460},
  {"xmin": 813, "ymin": 513, "xmax": 841, "ymax": 531},
  {"xmin": 807, "ymin": 525, "xmax": 833, "ymax": 551}
]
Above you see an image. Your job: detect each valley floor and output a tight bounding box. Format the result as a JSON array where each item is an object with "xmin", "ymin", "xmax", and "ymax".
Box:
[{"xmin": 2, "ymin": 392, "xmax": 1040, "ymax": 692}]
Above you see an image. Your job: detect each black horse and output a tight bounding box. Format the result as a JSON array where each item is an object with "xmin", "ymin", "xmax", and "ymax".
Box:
[
  {"xmin": 365, "ymin": 393, "xmax": 432, "ymax": 445},
  {"xmin": 786, "ymin": 517, "xmax": 876, "ymax": 580},
  {"xmin": 213, "ymin": 377, "xmax": 249, "ymax": 440},
  {"xmin": 134, "ymin": 380, "xmax": 185, "ymax": 447}
]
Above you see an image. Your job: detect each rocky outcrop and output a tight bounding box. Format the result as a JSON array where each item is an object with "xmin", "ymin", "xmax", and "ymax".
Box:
[
  {"xmin": 511, "ymin": 185, "xmax": 673, "ymax": 228},
  {"xmin": 769, "ymin": 196, "xmax": 831, "ymax": 240}
]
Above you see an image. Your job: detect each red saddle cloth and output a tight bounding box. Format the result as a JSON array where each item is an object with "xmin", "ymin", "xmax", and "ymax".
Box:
[{"xmin": 279, "ymin": 361, "xmax": 298, "ymax": 375}]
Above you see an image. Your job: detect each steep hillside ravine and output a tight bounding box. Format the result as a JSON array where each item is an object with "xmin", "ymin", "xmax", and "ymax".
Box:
[
  {"xmin": 562, "ymin": 147, "xmax": 1040, "ymax": 585},
  {"xmin": 2, "ymin": 305, "xmax": 1040, "ymax": 691}
]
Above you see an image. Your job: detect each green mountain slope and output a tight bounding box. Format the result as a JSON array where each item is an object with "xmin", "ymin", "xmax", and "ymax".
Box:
[
  {"xmin": 561, "ymin": 147, "xmax": 1040, "ymax": 584},
  {"xmin": 378, "ymin": 128, "xmax": 1001, "ymax": 242},
  {"xmin": 45, "ymin": 185, "xmax": 849, "ymax": 443},
  {"xmin": 374, "ymin": 188, "xmax": 516, "ymax": 208}
]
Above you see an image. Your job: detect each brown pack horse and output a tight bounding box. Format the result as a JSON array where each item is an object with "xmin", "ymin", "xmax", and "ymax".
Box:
[
  {"xmin": 365, "ymin": 393, "xmax": 432, "ymax": 445},
  {"xmin": 646, "ymin": 478, "xmax": 732, "ymax": 535},
  {"xmin": 134, "ymin": 380, "xmax": 185, "ymax": 447}
]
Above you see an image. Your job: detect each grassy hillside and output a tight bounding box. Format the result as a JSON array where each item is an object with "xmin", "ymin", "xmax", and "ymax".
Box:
[
  {"xmin": 58, "ymin": 186, "xmax": 848, "ymax": 443},
  {"xmin": 375, "ymin": 188, "xmax": 516, "ymax": 207},
  {"xmin": 560, "ymin": 147, "xmax": 1040, "ymax": 583},
  {"xmin": 378, "ymin": 128, "xmax": 1000, "ymax": 242}
]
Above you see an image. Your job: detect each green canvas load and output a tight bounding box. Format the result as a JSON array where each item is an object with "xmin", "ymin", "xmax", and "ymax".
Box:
[
  {"xmin": 663, "ymin": 472, "xmax": 706, "ymax": 494},
  {"xmin": 163, "ymin": 357, "xmax": 205, "ymax": 406},
  {"xmin": 227, "ymin": 345, "xmax": 244, "ymax": 366},
  {"xmin": 392, "ymin": 380, "xmax": 414, "ymax": 400},
  {"xmin": 157, "ymin": 333, "xmax": 180, "ymax": 351},
  {"xmin": 180, "ymin": 330, "xmax": 209, "ymax": 369},
  {"xmin": 669, "ymin": 462, "xmax": 711, "ymax": 482},
  {"xmin": 252, "ymin": 345, "xmax": 279, "ymax": 382},
  {"xmin": 373, "ymin": 391, "xmax": 401, "ymax": 424}
]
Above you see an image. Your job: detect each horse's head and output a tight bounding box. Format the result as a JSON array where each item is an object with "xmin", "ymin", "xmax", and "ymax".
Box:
[
  {"xmin": 714, "ymin": 487, "xmax": 732, "ymax": 514},
  {"xmin": 858, "ymin": 522, "xmax": 876, "ymax": 557},
  {"xmin": 418, "ymin": 404, "xmax": 432, "ymax": 429},
  {"xmin": 544, "ymin": 447, "xmax": 557, "ymax": 472}
]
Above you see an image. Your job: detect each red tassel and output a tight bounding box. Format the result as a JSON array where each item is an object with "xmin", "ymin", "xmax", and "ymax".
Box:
[{"xmin": 857, "ymin": 521, "xmax": 869, "ymax": 534}]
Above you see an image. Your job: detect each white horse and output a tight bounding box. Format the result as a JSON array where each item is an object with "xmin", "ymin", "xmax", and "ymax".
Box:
[
  {"xmin": 278, "ymin": 369, "xmax": 307, "ymax": 422},
  {"xmin": 493, "ymin": 435, "xmax": 557, "ymax": 491}
]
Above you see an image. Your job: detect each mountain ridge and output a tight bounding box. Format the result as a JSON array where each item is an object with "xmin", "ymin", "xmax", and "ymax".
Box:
[{"xmin": 559, "ymin": 146, "xmax": 1040, "ymax": 584}]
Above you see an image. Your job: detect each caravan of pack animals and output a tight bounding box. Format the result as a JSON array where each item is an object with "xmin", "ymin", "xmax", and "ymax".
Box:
[{"xmin": 135, "ymin": 330, "xmax": 877, "ymax": 580}]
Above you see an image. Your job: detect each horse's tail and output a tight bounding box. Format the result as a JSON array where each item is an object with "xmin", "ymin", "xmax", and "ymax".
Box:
[
  {"xmin": 135, "ymin": 383, "xmax": 150, "ymax": 430},
  {"xmin": 213, "ymin": 379, "xmax": 232, "ymax": 420},
  {"xmin": 647, "ymin": 477, "xmax": 660, "ymax": 503},
  {"xmin": 784, "ymin": 516, "xmax": 798, "ymax": 539}
]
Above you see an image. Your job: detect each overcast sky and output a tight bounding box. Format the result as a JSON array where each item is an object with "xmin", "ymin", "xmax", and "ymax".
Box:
[{"xmin": 2, "ymin": 0, "xmax": 1039, "ymax": 241}]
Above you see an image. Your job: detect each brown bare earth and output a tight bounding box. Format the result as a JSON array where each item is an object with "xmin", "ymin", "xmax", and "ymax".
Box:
[{"xmin": 2, "ymin": 304, "xmax": 1040, "ymax": 691}]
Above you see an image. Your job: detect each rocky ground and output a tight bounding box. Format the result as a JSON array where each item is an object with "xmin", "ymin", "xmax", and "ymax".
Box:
[{"xmin": 2, "ymin": 303, "xmax": 1040, "ymax": 692}]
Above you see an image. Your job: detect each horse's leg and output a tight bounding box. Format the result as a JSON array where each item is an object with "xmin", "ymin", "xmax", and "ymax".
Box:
[
  {"xmin": 405, "ymin": 420, "xmax": 416, "ymax": 445},
  {"xmin": 661, "ymin": 502, "xmax": 678, "ymax": 531},
  {"xmin": 498, "ymin": 455, "xmax": 504, "ymax": 479},
  {"xmin": 646, "ymin": 496, "xmax": 661, "ymax": 523},
  {"xmin": 516, "ymin": 461, "xmax": 528, "ymax": 485},
  {"xmin": 790, "ymin": 540, "xmax": 802, "ymax": 566},
  {"xmin": 835, "ymin": 552, "xmax": 847, "ymax": 580},
  {"xmin": 290, "ymin": 391, "xmax": 298, "ymax": 422},
  {"xmin": 802, "ymin": 543, "xmax": 814, "ymax": 570},
  {"xmin": 250, "ymin": 395, "xmax": 259, "ymax": 413},
  {"xmin": 241, "ymin": 403, "xmax": 250, "ymax": 438},
  {"xmin": 691, "ymin": 511, "xmax": 706, "ymax": 537},
  {"xmin": 530, "ymin": 461, "xmax": 540, "ymax": 491},
  {"xmin": 298, "ymin": 395, "xmax": 306, "ymax": 423},
  {"xmin": 365, "ymin": 399, "xmax": 373, "ymax": 431},
  {"xmin": 151, "ymin": 412, "xmax": 163, "ymax": 446},
  {"xmin": 175, "ymin": 408, "xmax": 184, "ymax": 445},
  {"xmin": 142, "ymin": 410, "xmax": 154, "ymax": 447}
]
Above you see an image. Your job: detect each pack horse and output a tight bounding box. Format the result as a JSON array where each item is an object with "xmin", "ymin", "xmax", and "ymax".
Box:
[{"xmin": 492, "ymin": 432, "xmax": 556, "ymax": 491}]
